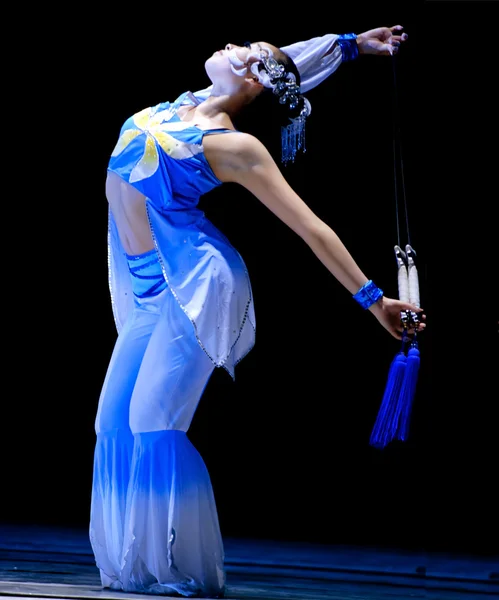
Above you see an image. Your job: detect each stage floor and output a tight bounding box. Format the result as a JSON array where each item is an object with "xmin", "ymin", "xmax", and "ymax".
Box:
[{"xmin": 0, "ymin": 523, "xmax": 497, "ymax": 599}]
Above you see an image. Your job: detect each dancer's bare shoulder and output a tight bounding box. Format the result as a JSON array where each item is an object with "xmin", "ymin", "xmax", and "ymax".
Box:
[{"xmin": 202, "ymin": 131, "xmax": 275, "ymax": 183}]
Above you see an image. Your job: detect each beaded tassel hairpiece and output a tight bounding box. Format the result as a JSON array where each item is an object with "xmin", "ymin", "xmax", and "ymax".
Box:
[
  {"xmin": 230, "ymin": 44, "xmax": 311, "ymax": 165},
  {"xmin": 281, "ymin": 110, "xmax": 307, "ymax": 165},
  {"xmin": 257, "ymin": 52, "xmax": 311, "ymax": 165}
]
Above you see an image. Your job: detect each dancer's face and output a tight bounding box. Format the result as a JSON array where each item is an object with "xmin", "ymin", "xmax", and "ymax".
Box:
[{"xmin": 204, "ymin": 41, "xmax": 278, "ymax": 87}]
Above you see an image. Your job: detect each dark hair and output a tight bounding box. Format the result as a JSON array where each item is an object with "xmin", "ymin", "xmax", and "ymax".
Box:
[
  {"xmin": 233, "ymin": 48, "xmax": 307, "ymax": 160},
  {"xmin": 265, "ymin": 48, "xmax": 305, "ymax": 121}
]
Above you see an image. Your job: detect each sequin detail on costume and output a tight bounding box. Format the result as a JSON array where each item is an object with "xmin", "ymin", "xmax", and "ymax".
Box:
[
  {"xmin": 107, "ymin": 91, "xmax": 256, "ymax": 380},
  {"xmin": 111, "ymin": 106, "xmax": 203, "ymax": 183}
]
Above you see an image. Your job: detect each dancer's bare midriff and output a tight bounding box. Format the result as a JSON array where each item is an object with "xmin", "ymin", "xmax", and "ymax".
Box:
[{"xmin": 105, "ymin": 170, "xmax": 155, "ymax": 256}]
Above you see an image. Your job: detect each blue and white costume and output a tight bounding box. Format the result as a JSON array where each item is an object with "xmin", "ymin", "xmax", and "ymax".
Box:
[{"xmin": 90, "ymin": 33, "xmax": 349, "ymax": 597}]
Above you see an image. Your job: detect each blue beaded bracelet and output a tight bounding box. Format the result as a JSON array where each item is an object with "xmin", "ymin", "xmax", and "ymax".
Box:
[
  {"xmin": 353, "ymin": 280, "xmax": 383, "ymax": 309},
  {"xmin": 337, "ymin": 33, "xmax": 359, "ymax": 62}
]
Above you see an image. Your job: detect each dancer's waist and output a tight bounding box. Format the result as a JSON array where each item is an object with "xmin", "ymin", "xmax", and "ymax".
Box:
[{"xmin": 126, "ymin": 248, "xmax": 168, "ymax": 298}]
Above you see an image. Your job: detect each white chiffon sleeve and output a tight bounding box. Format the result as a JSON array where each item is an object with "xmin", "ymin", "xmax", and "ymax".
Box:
[
  {"xmin": 190, "ymin": 32, "xmax": 345, "ymax": 102},
  {"xmin": 280, "ymin": 33, "xmax": 342, "ymax": 93}
]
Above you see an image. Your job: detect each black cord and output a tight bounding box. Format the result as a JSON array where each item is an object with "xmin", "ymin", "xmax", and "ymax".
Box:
[{"xmin": 391, "ymin": 56, "xmax": 411, "ymax": 248}]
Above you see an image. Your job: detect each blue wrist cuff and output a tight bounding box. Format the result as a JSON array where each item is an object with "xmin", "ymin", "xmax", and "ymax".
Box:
[
  {"xmin": 338, "ymin": 33, "xmax": 359, "ymax": 62},
  {"xmin": 353, "ymin": 280, "xmax": 383, "ymax": 309}
]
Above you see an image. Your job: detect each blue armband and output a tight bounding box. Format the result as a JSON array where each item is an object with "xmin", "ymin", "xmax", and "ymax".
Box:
[
  {"xmin": 353, "ymin": 280, "xmax": 383, "ymax": 309},
  {"xmin": 337, "ymin": 33, "xmax": 359, "ymax": 62}
]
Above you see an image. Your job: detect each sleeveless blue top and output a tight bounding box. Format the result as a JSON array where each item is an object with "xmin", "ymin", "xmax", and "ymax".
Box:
[{"xmin": 107, "ymin": 92, "xmax": 255, "ymax": 379}]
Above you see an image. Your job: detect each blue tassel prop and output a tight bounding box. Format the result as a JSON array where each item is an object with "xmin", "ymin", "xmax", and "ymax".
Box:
[
  {"xmin": 369, "ymin": 340, "xmax": 408, "ymax": 449},
  {"xmin": 395, "ymin": 339, "xmax": 420, "ymax": 442}
]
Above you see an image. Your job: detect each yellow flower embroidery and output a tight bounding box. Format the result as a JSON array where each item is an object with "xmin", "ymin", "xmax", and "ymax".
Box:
[{"xmin": 111, "ymin": 107, "xmax": 203, "ymax": 183}]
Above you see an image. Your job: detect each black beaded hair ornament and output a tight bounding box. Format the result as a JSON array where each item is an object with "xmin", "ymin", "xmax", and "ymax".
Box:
[{"xmin": 228, "ymin": 43, "xmax": 312, "ymax": 165}]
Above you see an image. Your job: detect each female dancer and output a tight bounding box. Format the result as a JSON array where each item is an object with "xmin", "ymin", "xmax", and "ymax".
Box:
[{"xmin": 90, "ymin": 26, "xmax": 422, "ymax": 597}]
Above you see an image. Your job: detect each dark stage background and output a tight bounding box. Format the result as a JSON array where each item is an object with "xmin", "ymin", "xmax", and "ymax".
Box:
[{"xmin": 5, "ymin": 1, "xmax": 497, "ymax": 559}]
